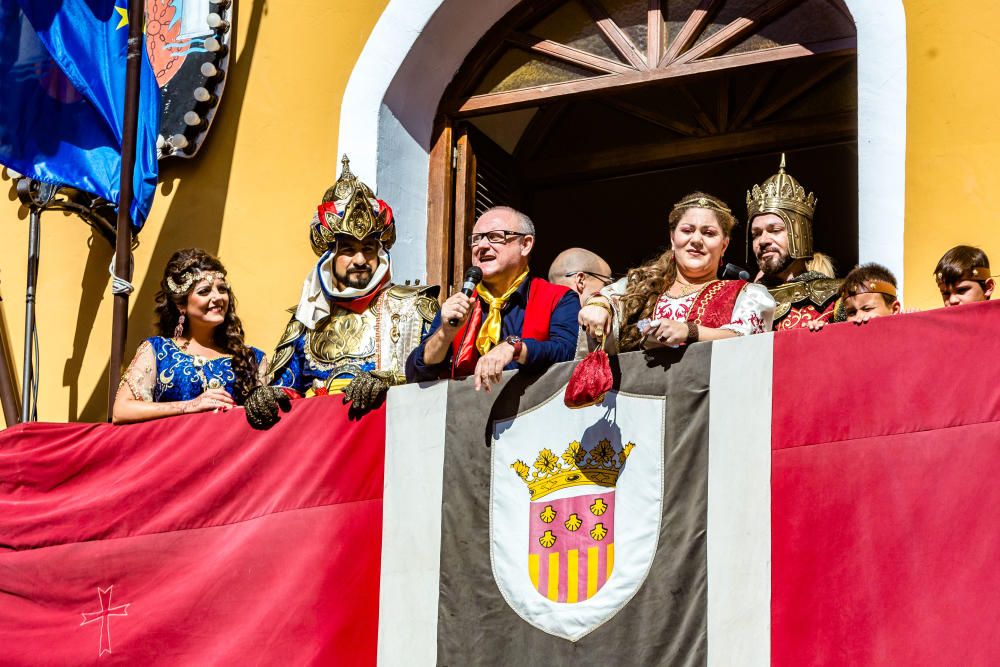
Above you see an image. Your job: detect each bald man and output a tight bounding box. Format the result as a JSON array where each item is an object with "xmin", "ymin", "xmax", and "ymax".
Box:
[{"xmin": 548, "ymin": 248, "xmax": 613, "ymax": 305}]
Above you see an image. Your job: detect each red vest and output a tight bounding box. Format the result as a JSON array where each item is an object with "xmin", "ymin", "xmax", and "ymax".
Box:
[
  {"xmin": 450, "ymin": 277, "xmax": 570, "ymax": 378},
  {"xmin": 685, "ymin": 280, "xmax": 747, "ymax": 328}
]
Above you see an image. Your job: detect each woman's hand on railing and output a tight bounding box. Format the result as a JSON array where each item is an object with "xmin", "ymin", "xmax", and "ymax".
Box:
[
  {"xmin": 183, "ymin": 388, "xmax": 235, "ymax": 414},
  {"xmin": 579, "ymin": 297, "xmax": 612, "ymax": 338},
  {"xmin": 642, "ymin": 319, "xmax": 689, "ymax": 348}
]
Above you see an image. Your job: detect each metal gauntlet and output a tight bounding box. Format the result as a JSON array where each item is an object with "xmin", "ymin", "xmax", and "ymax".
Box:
[
  {"xmin": 342, "ymin": 370, "xmax": 401, "ymax": 413},
  {"xmin": 244, "ymin": 386, "xmax": 293, "ymax": 430}
]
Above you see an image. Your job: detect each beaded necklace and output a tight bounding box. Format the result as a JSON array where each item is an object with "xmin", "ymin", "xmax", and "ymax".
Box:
[{"xmin": 174, "ymin": 338, "xmax": 225, "ymax": 391}]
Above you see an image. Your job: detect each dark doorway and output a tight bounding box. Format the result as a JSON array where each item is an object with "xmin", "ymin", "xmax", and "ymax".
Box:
[
  {"xmin": 428, "ymin": 0, "xmax": 858, "ymax": 290},
  {"xmin": 526, "ymin": 143, "xmax": 858, "ymax": 279}
]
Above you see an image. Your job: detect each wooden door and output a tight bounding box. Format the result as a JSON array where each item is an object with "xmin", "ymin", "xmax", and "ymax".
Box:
[{"xmin": 428, "ymin": 123, "xmax": 523, "ymax": 295}]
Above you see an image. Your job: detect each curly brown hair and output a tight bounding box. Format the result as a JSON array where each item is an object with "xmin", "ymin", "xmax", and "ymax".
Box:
[
  {"xmin": 617, "ymin": 192, "xmax": 736, "ymax": 351},
  {"xmin": 154, "ymin": 248, "xmax": 260, "ymax": 404}
]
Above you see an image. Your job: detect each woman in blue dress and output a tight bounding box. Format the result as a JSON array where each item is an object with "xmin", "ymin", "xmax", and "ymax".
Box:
[{"xmin": 113, "ymin": 248, "xmax": 267, "ymax": 424}]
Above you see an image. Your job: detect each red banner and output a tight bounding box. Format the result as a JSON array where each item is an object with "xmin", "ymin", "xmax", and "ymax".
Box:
[
  {"xmin": 772, "ymin": 300, "xmax": 1000, "ymax": 665},
  {"xmin": 0, "ymin": 396, "xmax": 384, "ymax": 665}
]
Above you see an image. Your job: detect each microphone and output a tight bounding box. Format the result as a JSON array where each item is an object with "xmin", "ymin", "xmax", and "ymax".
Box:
[
  {"xmin": 722, "ymin": 263, "xmax": 751, "ymax": 281},
  {"xmin": 449, "ymin": 266, "xmax": 483, "ymax": 326}
]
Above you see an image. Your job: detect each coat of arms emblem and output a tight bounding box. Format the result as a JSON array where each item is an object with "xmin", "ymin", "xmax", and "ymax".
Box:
[
  {"xmin": 490, "ymin": 390, "xmax": 664, "ymax": 641},
  {"xmin": 512, "ymin": 438, "xmax": 633, "ymax": 603}
]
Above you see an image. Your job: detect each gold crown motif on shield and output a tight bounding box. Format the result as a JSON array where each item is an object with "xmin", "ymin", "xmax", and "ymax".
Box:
[{"xmin": 511, "ymin": 439, "xmax": 635, "ymax": 500}]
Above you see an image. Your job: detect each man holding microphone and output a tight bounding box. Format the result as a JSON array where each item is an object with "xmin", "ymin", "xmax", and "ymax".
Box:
[{"xmin": 406, "ymin": 206, "xmax": 580, "ymax": 392}]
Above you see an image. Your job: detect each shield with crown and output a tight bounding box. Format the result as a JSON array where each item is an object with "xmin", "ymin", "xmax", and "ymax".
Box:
[
  {"xmin": 490, "ymin": 390, "xmax": 665, "ymax": 641},
  {"xmin": 512, "ymin": 439, "xmax": 631, "ymax": 603}
]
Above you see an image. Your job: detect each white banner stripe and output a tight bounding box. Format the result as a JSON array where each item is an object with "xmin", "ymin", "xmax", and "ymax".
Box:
[
  {"xmin": 377, "ymin": 380, "xmax": 449, "ymax": 667},
  {"xmin": 707, "ymin": 334, "xmax": 774, "ymax": 667}
]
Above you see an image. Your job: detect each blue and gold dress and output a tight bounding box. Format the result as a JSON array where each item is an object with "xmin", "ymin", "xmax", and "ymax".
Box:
[{"xmin": 120, "ymin": 336, "xmax": 266, "ymax": 402}]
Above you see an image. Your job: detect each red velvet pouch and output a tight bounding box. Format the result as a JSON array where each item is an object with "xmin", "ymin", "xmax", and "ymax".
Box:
[{"xmin": 564, "ymin": 344, "xmax": 613, "ymax": 409}]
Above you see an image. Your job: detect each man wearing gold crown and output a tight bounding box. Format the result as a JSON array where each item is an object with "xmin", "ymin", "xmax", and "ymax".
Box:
[
  {"xmin": 244, "ymin": 156, "xmax": 439, "ymax": 428},
  {"xmin": 746, "ymin": 155, "xmax": 843, "ymax": 330}
]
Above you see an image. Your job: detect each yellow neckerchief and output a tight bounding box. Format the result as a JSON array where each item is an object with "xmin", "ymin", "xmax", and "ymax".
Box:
[{"xmin": 475, "ymin": 270, "xmax": 529, "ymax": 356}]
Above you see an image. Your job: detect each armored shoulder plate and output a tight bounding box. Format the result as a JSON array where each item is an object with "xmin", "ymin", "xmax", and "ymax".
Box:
[
  {"xmin": 769, "ymin": 278, "xmax": 842, "ymax": 308},
  {"xmin": 805, "ymin": 278, "xmax": 843, "ymax": 306},
  {"xmin": 769, "ymin": 277, "xmax": 843, "ymax": 322},
  {"xmin": 386, "ymin": 283, "xmax": 441, "ymax": 324},
  {"xmin": 267, "ymin": 309, "xmax": 306, "ymax": 384}
]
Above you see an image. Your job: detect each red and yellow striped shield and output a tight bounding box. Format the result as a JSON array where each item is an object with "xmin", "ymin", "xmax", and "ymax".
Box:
[{"xmin": 528, "ymin": 490, "xmax": 615, "ymax": 603}]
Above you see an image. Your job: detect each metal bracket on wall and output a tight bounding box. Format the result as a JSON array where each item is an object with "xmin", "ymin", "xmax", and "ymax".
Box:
[{"xmin": 15, "ymin": 177, "xmax": 119, "ymax": 247}]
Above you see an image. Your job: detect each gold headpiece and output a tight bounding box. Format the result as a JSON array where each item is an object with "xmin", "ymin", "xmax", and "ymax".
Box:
[
  {"xmin": 746, "ymin": 154, "xmax": 817, "ymax": 259},
  {"xmin": 673, "ymin": 195, "xmax": 732, "ymax": 218},
  {"xmin": 166, "ymin": 270, "xmax": 226, "ymax": 295},
  {"xmin": 310, "ymin": 155, "xmax": 396, "ymax": 256},
  {"xmin": 511, "ymin": 439, "xmax": 635, "ymax": 500}
]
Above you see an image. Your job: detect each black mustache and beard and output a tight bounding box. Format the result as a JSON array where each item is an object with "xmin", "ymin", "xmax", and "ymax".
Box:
[
  {"xmin": 756, "ymin": 244, "xmax": 793, "ymax": 277},
  {"xmin": 337, "ymin": 264, "xmax": 374, "ymax": 289}
]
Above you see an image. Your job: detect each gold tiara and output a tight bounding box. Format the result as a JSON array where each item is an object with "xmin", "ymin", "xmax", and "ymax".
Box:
[
  {"xmin": 166, "ymin": 270, "xmax": 226, "ymax": 295},
  {"xmin": 673, "ymin": 196, "xmax": 732, "ymax": 217}
]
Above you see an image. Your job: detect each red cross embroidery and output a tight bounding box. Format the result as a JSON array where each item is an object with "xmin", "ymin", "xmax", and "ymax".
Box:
[{"xmin": 80, "ymin": 586, "xmax": 130, "ymax": 657}]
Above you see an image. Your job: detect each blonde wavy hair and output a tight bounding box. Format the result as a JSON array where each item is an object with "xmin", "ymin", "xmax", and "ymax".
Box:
[
  {"xmin": 617, "ymin": 192, "xmax": 736, "ymax": 351},
  {"xmin": 805, "ymin": 252, "xmax": 836, "ymax": 278}
]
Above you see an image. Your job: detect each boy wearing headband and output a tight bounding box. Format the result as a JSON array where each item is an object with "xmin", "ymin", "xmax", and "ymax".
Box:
[
  {"xmin": 934, "ymin": 245, "xmax": 994, "ymax": 307},
  {"xmin": 840, "ymin": 263, "xmax": 901, "ymax": 324},
  {"xmin": 806, "ymin": 263, "xmax": 901, "ymax": 331}
]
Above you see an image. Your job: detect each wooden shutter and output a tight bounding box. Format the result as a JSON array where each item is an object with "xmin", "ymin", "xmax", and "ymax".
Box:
[{"xmin": 450, "ymin": 125, "xmax": 523, "ymax": 290}]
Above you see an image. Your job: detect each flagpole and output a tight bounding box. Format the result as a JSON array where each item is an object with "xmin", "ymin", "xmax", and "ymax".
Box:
[
  {"xmin": 106, "ymin": 0, "xmax": 144, "ymax": 422},
  {"xmin": 0, "ymin": 291, "xmax": 19, "ymax": 426}
]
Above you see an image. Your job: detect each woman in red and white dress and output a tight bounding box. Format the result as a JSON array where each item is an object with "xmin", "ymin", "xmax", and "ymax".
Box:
[{"xmin": 579, "ymin": 192, "xmax": 775, "ymax": 352}]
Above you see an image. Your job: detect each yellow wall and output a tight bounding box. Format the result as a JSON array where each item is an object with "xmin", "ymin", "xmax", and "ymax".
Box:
[
  {"xmin": 904, "ymin": 0, "xmax": 1000, "ymax": 309},
  {"xmin": 0, "ymin": 0, "xmax": 389, "ymax": 424}
]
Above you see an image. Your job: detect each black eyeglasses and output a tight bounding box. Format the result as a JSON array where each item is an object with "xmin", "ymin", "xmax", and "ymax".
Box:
[
  {"xmin": 563, "ymin": 270, "xmax": 614, "ymax": 285},
  {"xmin": 468, "ymin": 230, "xmax": 529, "ymax": 247}
]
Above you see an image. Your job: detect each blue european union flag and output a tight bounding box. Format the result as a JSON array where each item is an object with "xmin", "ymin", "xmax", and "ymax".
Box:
[{"xmin": 0, "ymin": 0, "xmax": 159, "ymax": 229}]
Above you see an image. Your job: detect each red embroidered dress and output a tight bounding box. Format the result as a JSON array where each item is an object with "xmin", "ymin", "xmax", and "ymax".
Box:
[{"xmin": 602, "ymin": 278, "xmax": 775, "ymax": 348}]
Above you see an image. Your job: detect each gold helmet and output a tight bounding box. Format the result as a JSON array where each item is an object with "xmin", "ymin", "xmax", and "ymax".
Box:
[
  {"xmin": 746, "ymin": 154, "xmax": 817, "ymax": 259},
  {"xmin": 309, "ymin": 155, "xmax": 396, "ymax": 256}
]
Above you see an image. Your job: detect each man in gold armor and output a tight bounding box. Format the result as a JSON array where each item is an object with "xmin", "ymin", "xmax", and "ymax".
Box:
[
  {"xmin": 746, "ymin": 154, "xmax": 842, "ymax": 330},
  {"xmin": 245, "ymin": 156, "xmax": 438, "ymax": 428}
]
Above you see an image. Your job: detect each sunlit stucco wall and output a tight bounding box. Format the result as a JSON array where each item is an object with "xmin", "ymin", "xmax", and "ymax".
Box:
[{"xmin": 904, "ymin": 0, "xmax": 1000, "ymax": 309}]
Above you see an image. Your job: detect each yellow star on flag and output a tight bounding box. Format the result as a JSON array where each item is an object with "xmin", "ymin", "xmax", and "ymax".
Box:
[{"xmin": 114, "ymin": 6, "xmax": 128, "ymax": 30}]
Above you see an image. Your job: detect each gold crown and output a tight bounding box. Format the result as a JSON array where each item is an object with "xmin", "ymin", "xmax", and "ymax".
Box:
[
  {"xmin": 511, "ymin": 439, "xmax": 635, "ymax": 500},
  {"xmin": 746, "ymin": 153, "xmax": 817, "ymax": 221},
  {"xmin": 310, "ymin": 155, "xmax": 395, "ymax": 256}
]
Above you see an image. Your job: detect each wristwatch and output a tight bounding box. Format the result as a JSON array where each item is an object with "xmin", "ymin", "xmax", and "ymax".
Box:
[{"xmin": 505, "ymin": 335, "xmax": 524, "ymax": 360}]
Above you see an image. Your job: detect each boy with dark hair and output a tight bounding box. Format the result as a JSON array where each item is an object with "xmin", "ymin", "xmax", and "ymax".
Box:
[
  {"xmin": 934, "ymin": 245, "xmax": 993, "ymax": 306},
  {"xmin": 840, "ymin": 263, "xmax": 901, "ymax": 324},
  {"xmin": 806, "ymin": 263, "xmax": 901, "ymax": 331}
]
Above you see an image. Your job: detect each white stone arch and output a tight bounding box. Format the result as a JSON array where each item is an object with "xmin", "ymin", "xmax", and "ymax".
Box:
[{"xmin": 339, "ymin": 0, "xmax": 907, "ymax": 293}]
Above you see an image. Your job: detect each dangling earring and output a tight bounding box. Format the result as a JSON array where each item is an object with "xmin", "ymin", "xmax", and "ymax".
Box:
[{"xmin": 174, "ymin": 313, "xmax": 186, "ymax": 339}]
